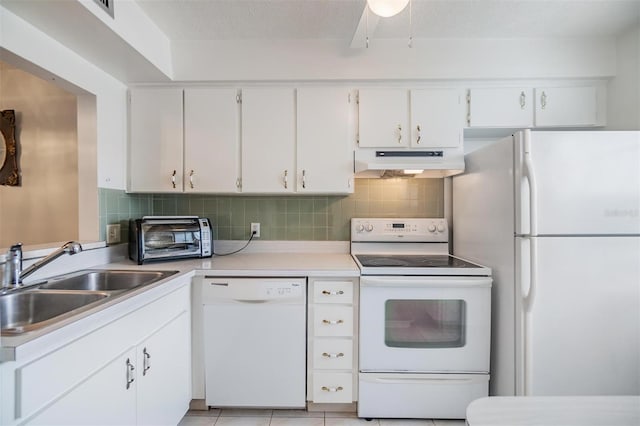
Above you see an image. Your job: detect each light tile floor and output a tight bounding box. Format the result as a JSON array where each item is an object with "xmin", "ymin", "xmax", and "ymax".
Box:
[{"xmin": 179, "ymin": 409, "xmax": 467, "ymax": 426}]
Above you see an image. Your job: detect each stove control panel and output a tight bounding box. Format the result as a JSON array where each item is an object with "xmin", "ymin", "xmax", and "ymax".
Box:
[{"xmin": 351, "ymin": 218, "xmax": 448, "ymax": 242}]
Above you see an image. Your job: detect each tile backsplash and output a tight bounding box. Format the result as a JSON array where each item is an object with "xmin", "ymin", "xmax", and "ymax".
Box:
[{"xmin": 99, "ymin": 179, "xmax": 444, "ymax": 242}]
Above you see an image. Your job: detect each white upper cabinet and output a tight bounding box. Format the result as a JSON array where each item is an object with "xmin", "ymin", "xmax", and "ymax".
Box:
[
  {"xmin": 297, "ymin": 88, "xmax": 353, "ymax": 194},
  {"xmin": 241, "ymin": 88, "xmax": 296, "ymax": 193},
  {"xmin": 358, "ymin": 88, "xmax": 409, "ymax": 148},
  {"xmin": 184, "ymin": 88, "xmax": 240, "ymax": 193},
  {"xmin": 410, "ymin": 88, "xmax": 464, "ymax": 148},
  {"xmin": 534, "ymin": 86, "xmax": 599, "ymax": 127},
  {"xmin": 129, "ymin": 88, "xmax": 184, "ymax": 192},
  {"xmin": 467, "ymin": 85, "xmax": 605, "ymax": 129},
  {"xmin": 467, "ymin": 88, "xmax": 534, "ymax": 128}
]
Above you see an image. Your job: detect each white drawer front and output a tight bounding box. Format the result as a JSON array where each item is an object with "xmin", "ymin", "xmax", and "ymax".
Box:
[
  {"xmin": 312, "ymin": 339, "xmax": 353, "ymax": 370},
  {"xmin": 312, "ymin": 372, "xmax": 354, "ymax": 403},
  {"xmin": 313, "ymin": 306, "xmax": 353, "ymax": 337},
  {"xmin": 313, "ymin": 281, "xmax": 353, "ymax": 304}
]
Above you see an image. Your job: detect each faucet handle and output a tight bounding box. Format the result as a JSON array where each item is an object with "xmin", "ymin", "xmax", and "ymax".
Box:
[{"xmin": 7, "ymin": 243, "xmax": 23, "ymax": 286}]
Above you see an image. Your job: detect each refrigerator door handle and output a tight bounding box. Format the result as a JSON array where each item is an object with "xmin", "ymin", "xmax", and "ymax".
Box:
[
  {"xmin": 522, "ymin": 131, "xmax": 539, "ymax": 237},
  {"xmin": 522, "ymin": 237, "xmax": 538, "ymax": 312},
  {"xmin": 522, "ymin": 235, "xmax": 538, "ymax": 395}
]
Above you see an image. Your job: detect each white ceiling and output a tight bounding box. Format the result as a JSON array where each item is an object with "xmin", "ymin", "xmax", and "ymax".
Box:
[{"xmin": 135, "ymin": 0, "xmax": 640, "ymax": 42}]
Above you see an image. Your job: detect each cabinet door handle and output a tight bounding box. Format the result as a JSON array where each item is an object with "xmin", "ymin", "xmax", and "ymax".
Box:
[
  {"xmin": 283, "ymin": 170, "xmax": 288, "ymax": 189},
  {"xmin": 416, "ymin": 125, "xmax": 421, "ymax": 144},
  {"xmin": 143, "ymin": 347, "xmax": 151, "ymax": 376},
  {"xmin": 189, "ymin": 170, "xmax": 195, "ymax": 189},
  {"xmin": 126, "ymin": 358, "xmax": 135, "ymax": 390},
  {"xmin": 321, "ymin": 290, "xmax": 344, "ymax": 296},
  {"xmin": 322, "ymin": 352, "xmax": 345, "ymax": 358},
  {"xmin": 397, "ymin": 124, "xmax": 402, "ymax": 144},
  {"xmin": 171, "ymin": 170, "xmax": 177, "ymax": 189},
  {"xmin": 520, "ymin": 91, "xmax": 526, "ymax": 109},
  {"xmin": 302, "ymin": 169, "xmax": 306, "ymax": 189},
  {"xmin": 322, "ymin": 319, "xmax": 344, "ymax": 325},
  {"xmin": 321, "ymin": 386, "xmax": 344, "ymax": 392},
  {"xmin": 541, "ymin": 91, "xmax": 547, "ymax": 109}
]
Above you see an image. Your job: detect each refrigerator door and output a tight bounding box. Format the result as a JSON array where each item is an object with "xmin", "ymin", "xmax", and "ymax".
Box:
[
  {"xmin": 517, "ymin": 235, "xmax": 640, "ymax": 396},
  {"xmin": 515, "ymin": 130, "xmax": 640, "ymax": 236}
]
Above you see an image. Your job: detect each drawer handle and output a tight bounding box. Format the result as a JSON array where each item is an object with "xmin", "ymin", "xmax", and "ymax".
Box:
[
  {"xmin": 322, "ymin": 319, "xmax": 344, "ymax": 325},
  {"xmin": 321, "ymin": 386, "xmax": 344, "ymax": 393},
  {"xmin": 321, "ymin": 290, "xmax": 344, "ymax": 296},
  {"xmin": 322, "ymin": 352, "xmax": 345, "ymax": 358}
]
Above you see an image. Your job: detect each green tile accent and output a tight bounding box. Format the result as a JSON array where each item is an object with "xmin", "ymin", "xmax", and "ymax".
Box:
[{"xmin": 98, "ymin": 178, "xmax": 444, "ymax": 242}]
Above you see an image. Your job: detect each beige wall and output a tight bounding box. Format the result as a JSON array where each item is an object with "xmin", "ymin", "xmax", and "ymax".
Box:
[{"xmin": 0, "ymin": 61, "xmax": 78, "ymax": 247}]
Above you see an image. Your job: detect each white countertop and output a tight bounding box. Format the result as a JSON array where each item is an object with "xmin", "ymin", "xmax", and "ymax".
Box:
[
  {"xmin": 108, "ymin": 252, "xmax": 359, "ymax": 277},
  {"xmin": 467, "ymin": 396, "xmax": 640, "ymax": 426},
  {"xmin": 1, "ymin": 243, "xmax": 359, "ymax": 361}
]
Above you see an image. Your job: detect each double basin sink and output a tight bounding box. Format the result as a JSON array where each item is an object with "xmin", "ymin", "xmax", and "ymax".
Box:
[{"xmin": 1, "ymin": 269, "xmax": 178, "ymax": 335}]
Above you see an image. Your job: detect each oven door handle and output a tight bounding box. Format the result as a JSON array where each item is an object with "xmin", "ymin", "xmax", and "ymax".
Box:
[
  {"xmin": 360, "ymin": 374, "xmax": 489, "ymax": 385},
  {"xmin": 360, "ymin": 277, "xmax": 492, "ymax": 288}
]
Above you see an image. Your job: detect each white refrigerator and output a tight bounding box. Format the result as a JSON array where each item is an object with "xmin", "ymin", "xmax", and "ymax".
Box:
[{"xmin": 453, "ymin": 129, "xmax": 640, "ymax": 397}]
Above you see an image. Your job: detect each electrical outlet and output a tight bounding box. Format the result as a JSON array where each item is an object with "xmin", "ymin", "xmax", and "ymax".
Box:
[
  {"xmin": 250, "ymin": 222, "xmax": 260, "ymax": 238},
  {"xmin": 106, "ymin": 224, "xmax": 121, "ymax": 244}
]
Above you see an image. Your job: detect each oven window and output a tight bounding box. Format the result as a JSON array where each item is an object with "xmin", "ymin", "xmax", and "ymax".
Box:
[{"xmin": 384, "ymin": 299, "xmax": 466, "ymax": 348}]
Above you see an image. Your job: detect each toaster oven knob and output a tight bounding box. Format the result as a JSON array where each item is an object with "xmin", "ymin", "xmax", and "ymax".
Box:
[
  {"xmin": 364, "ymin": 223, "xmax": 374, "ymax": 232},
  {"xmin": 437, "ymin": 223, "xmax": 446, "ymax": 232},
  {"xmin": 428, "ymin": 224, "xmax": 436, "ymax": 232},
  {"xmin": 356, "ymin": 224, "xmax": 365, "ymax": 232}
]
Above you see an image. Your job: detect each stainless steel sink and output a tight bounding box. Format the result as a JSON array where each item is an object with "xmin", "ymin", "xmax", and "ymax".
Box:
[
  {"xmin": 39, "ymin": 270, "xmax": 178, "ymax": 292},
  {"xmin": 0, "ymin": 290, "xmax": 110, "ymax": 334},
  {"xmin": 1, "ymin": 269, "xmax": 179, "ymax": 335}
]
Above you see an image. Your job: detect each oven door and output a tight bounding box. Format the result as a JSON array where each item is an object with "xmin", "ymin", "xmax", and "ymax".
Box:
[{"xmin": 359, "ymin": 275, "xmax": 491, "ymax": 373}]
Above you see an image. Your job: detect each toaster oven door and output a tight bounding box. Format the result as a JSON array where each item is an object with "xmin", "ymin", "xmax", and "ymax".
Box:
[{"xmin": 142, "ymin": 218, "xmax": 203, "ymax": 260}]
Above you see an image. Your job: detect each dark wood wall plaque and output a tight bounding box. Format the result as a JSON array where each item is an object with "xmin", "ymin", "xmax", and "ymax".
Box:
[{"xmin": 0, "ymin": 109, "xmax": 20, "ymax": 186}]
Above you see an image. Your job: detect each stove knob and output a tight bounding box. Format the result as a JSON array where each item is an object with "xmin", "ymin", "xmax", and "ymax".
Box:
[
  {"xmin": 437, "ymin": 223, "xmax": 446, "ymax": 232},
  {"xmin": 427, "ymin": 224, "xmax": 436, "ymax": 232},
  {"xmin": 365, "ymin": 223, "xmax": 374, "ymax": 232},
  {"xmin": 356, "ymin": 224, "xmax": 365, "ymax": 232}
]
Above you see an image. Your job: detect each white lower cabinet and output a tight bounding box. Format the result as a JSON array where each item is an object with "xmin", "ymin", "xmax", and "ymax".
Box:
[
  {"xmin": 27, "ymin": 349, "xmax": 138, "ymax": 425},
  {"xmin": 307, "ymin": 278, "xmax": 359, "ymax": 407},
  {"xmin": 2, "ymin": 282, "xmax": 191, "ymax": 426},
  {"xmin": 136, "ymin": 310, "xmax": 191, "ymax": 425}
]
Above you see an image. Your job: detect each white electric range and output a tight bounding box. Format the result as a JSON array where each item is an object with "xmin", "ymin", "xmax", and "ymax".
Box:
[{"xmin": 351, "ymin": 218, "xmax": 492, "ymax": 420}]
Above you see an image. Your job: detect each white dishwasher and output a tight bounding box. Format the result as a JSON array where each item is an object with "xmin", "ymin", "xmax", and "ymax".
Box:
[{"xmin": 202, "ymin": 277, "xmax": 307, "ymax": 408}]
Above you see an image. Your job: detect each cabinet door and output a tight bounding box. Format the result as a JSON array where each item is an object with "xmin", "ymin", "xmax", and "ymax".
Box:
[
  {"xmin": 410, "ymin": 88, "xmax": 463, "ymax": 148},
  {"xmin": 534, "ymin": 86, "xmax": 599, "ymax": 127},
  {"xmin": 297, "ymin": 88, "xmax": 353, "ymax": 194},
  {"xmin": 241, "ymin": 88, "xmax": 295, "ymax": 193},
  {"xmin": 28, "ymin": 349, "xmax": 137, "ymax": 426},
  {"xmin": 184, "ymin": 88, "xmax": 240, "ymax": 193},
  {"xmin": 129, "ymin": 88, "xmax": 184, "ymax": 192},
  {"xmin": 137, "ymin": 310, "xmax": 191, "ymax": 426},
  {"xmin": 468, "ymin": 88, "xmax": 534, "ymax": 128},
  {"xmin": 358, "ymin": 88, "xmax": 409, "ymax": 148}
]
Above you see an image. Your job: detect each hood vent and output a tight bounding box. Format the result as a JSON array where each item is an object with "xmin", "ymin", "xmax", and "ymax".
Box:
[{"xmin": 355, "ymin": 149, "xmax": 465, "ymax": 178}]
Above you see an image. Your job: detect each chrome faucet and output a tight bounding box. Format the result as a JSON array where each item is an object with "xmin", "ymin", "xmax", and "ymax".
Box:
[{"xmin": 5, "ymin": 241, "xmax": 83, "ymax": 288}]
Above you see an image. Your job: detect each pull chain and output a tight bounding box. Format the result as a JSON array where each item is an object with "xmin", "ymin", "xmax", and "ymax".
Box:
[{"xmin": 408, "ymin": 0, "xmax": 413, "ymax": 48}]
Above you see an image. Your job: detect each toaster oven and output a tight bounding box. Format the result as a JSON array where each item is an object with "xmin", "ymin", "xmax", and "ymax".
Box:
[{"xmin": 129, "ymin": 216, "xmax": 213, "ymax": 264}]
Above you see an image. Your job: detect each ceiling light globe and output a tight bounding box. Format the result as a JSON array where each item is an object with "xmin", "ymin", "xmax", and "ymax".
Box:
[{"xmin": 367, "ymin": 0, "xmax": 410, "ymax": 17}]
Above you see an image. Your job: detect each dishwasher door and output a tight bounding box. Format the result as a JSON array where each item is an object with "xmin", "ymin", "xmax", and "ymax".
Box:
[{"xmin": 202, "ymin": 277, "xmax": 307, "ymax": 408}]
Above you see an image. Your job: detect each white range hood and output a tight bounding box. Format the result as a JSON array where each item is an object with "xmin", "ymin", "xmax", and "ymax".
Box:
[{"xmin": 354, "ymin": 148, "xmax": 465, "ymax": 178}]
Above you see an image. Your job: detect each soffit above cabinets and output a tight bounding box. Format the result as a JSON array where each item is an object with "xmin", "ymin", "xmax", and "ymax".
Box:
[{"xmin": 135, "ymin": 0, "xmax": 640, "ymax": 42}]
